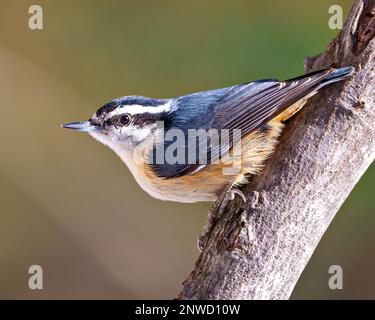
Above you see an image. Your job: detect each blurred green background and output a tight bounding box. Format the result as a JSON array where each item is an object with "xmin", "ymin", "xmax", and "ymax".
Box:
[{"xmin": 0, "ymin": 0, "xmax": 373, "ymax": 299}]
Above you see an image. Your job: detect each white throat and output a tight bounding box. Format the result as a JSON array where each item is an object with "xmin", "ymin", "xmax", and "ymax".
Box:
[{"xmin": 88, "ymin": 131, "xmax": 149, "ymax": 187}]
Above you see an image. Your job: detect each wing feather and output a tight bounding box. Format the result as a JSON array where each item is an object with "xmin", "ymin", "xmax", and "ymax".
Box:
[{"xmin": 151, "ymin": 69, "xmax": 336, "ymax": 178}]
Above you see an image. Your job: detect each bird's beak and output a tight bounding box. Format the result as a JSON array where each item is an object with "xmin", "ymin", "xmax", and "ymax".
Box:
[{"xmin": 61, "ymin": 121, "xmax": 102, "ymax": 132}]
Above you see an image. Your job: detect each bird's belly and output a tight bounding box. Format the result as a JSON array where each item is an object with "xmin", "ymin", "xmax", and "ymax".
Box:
[{"xmin": 135, "ymin": 176, "xmax": 223, "ymax": 203}]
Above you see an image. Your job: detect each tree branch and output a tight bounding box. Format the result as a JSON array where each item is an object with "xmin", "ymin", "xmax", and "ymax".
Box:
[{"xmin": 179, "ymin": 0, "xmax": 375, "ymax": 300}]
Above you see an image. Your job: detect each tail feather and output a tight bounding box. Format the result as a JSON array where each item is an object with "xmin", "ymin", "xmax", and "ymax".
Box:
[
  {"xmin": 320, "ymin": 66, "xmax": 355, "ymax": 86},
  {"xmin": 276, "ymin": 66, "xmax": 354, "ymax": 122},
  {"xmin": 286, "ymin": 66, "xmax": 354, "ymax": 89}
]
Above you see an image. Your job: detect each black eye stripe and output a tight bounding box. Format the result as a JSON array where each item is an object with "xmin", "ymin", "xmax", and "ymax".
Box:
[
  {"xmin": 132, "ymin": 112, "xmax": 163, "ymax": 126},
  {"xmin": 104, "ymin": 111, "xmax": 164, "ymax": 128}
]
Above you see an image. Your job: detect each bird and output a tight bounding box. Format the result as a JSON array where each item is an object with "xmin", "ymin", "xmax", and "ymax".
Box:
[{"xmin": 62, "ymin": 67, "xmax": 354, "ymax": 203}]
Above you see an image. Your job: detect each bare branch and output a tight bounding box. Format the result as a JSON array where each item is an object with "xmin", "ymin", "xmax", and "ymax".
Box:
[{"xmin": 179, "ymin": 0, "xmax": 375, "ymax": 300}]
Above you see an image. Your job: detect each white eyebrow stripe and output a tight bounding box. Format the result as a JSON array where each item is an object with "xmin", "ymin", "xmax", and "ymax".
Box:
[{"xmin": 107, "ymin": 101, "xmax": 174, "ymax": 118}]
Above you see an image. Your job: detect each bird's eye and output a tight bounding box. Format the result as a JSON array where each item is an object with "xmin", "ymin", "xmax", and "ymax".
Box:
[{"xmin": 119, "ymin": 114, "xmax": 131, "ymax": 126}]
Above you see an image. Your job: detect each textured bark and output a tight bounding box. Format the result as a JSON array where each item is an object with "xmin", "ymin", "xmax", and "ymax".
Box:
[{"xmin": 179, "ymin": 0, "xmax": 375, "ymax": 300}]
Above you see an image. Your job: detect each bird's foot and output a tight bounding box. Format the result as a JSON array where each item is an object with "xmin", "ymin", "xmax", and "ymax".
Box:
[{"xmin": 226, "ymin": 186, "xmax": 246, "ymax": 203}]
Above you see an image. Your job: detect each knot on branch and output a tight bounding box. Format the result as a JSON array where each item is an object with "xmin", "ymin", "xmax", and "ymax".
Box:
[{"xmin": 352, "ymin": 0, "xmax": 375, "ymax": 55}]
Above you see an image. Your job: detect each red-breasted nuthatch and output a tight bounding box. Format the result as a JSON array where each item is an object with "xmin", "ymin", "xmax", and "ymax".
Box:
[{"xmin": 63, "ymin": 67, "xmax": 354, "ymax": 203}]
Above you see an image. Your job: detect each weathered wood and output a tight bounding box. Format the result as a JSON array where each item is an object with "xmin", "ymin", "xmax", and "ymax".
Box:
[{"xmin": 179, "ymin": 0, "xmax": 375, "ymax": 300}]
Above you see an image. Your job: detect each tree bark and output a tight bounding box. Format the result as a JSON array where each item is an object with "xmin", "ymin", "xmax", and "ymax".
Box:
[{"xmin": 179, "ymin": 0, "xmax": 375, "ymax": 300}]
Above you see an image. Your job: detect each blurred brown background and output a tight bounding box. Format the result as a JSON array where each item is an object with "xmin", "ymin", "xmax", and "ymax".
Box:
[{"xmin": 0, "ymin": 0, "xmax": 373, "ymax": 299}]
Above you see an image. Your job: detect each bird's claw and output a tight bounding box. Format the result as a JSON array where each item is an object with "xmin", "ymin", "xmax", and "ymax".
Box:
[{"xmin": 227, "ymin": 187, "xmax": 246, "ymax": 203}]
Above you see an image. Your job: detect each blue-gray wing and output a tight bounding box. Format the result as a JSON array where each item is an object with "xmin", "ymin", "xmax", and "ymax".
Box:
[{"xmin": 150, "ymin": 69, "xmax": 334, "ymax": 178}]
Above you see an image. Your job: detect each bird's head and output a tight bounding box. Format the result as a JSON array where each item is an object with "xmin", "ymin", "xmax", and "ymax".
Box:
[{"xmin": 63, "ymin": 96, "xmax": 172, "ymax": 150}]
